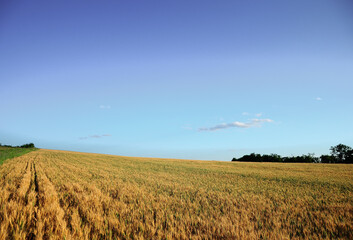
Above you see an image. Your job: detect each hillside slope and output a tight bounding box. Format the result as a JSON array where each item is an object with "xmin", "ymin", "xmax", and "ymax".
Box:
[{"xmin": 0, "ymin": 149, "xmax": 352, "ymax": 239}]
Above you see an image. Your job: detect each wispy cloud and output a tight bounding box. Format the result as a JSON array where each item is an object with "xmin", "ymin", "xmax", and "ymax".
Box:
[
  {"xmin": 198, "ymin": 118, "xmax": 274, "ymax": 132},
  {"xmin": 79, "ymin": 134, "xmax": 112, "ymax": 140},
  {"xmin": 315, "ymin": 97, "xmax": 322, "ymax": 101},
  {"xmin": 243, "ymin": 112, "xmax": 262, "ymax": 117},
  {"xmin": 99, "ymin": 105, "xmax": 111, "ymax": 109},
  {"xmin": 181, "ymin": 125, "xmax": 193, "ymax": 130}
]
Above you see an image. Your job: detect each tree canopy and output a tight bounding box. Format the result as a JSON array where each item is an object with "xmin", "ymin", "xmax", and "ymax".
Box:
[
  {"xmin": 232, "ymin": 144, "xmax": 353, "ymax": 164},
  {"xmin": 330, "ymin": 144, "xmax": 353, "ymax": 163}
]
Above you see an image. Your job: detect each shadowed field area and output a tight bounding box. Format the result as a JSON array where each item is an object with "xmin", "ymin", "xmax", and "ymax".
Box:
[{"xmin": 0, "ymin": 149, "xmax": 352, "ymax": 239}]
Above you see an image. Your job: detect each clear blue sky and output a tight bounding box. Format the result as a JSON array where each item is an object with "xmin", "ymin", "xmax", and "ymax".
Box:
[{"xmin": 1, "ymin": 0, "xmax": 353, "ymax": 160}]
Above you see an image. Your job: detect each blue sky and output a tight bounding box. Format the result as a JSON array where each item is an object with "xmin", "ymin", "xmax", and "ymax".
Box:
[{"xmin": 1, "ymin": 0, "xmax": 353, "ymax": 160}]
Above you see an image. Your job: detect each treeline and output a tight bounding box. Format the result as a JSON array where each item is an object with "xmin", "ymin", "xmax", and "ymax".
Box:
[
  {"xmin": 0, "ymin": 143, "xmax": 36, "ymax": 148},
  {"xmin": 232, "ymin": 144, "xmax": 353, "ymax": 164}
]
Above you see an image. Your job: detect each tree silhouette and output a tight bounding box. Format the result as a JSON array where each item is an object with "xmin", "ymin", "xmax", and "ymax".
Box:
[
  {"xmin": 231, "ymin": 144, "xmax": 353, "ymax": 163},
  {"xmin": 330, "ymin": 144, "xmax": 353, "ymax": 163},
  {"xmin": 20, "ymin": 143, "xmax": 35, "ymax": 148}
]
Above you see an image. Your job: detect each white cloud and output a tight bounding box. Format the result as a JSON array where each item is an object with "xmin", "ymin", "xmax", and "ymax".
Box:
[
  {"xmin": 252, "ymin": 118, "xmax": 273, "ymax": 123},
  {"xmin": 181, "ymin": 124, "xmax": 193, "ymax": 130},
  {"xmin": 242, "ymin": 112, "xmax": 263, "ymax": 117},
  {"xmin": 79, "ymin": 134, "xmax": 112, "ymax": 140},
  {"xmin": 315, "ymin": 97, "xmax": 322, "ymax": 101},
  {"xmin": 198, "ymin": 118, "xmax": 274, "ymax": 132},
  {"xmin": 90, "ymin": 135, "xmax": 101, "ymax": 138},
  {"xmin": 99, "ymin": 105, "xmax": 111, "ymax": 109}
]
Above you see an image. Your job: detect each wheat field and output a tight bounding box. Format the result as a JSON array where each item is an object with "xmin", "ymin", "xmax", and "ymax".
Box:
[{"xmin": 0, "ymin": 149, "xmax": 352, "ymax": 239}]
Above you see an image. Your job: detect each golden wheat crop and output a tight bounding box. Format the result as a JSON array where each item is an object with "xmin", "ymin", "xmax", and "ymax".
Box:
[{"xmin": 0, "ymin": 149, "xmax": 352, "ymax": 239}]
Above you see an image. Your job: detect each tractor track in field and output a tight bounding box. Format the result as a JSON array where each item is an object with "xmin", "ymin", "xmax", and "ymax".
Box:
[
  {"xmin": 27, "ymin": 159, "xmax": 39, "ymax": 240},
  {"xmin": 33, "ymin": 162, "xmax": 39, "ymax": 206},
  {"xmin": 0, "ymin": 155, "xmax": 39, "ymax": 239}
]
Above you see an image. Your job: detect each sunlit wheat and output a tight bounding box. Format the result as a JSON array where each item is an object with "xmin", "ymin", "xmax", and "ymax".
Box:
[{"xmin": 0, "ymin": 149, "xmax": 352, "ymax": 239}]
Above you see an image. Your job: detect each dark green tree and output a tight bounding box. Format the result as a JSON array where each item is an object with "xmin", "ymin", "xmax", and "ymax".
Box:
[
  {"xmin": 20, "ymin": 143, "xmax": 35, "ymax": 148},
  {"xmin": 346, "ymin": 149, "xmax": 353, "ymax": 164},
  {"xmin": 330, "ymin": 144, "xmax": 353, "ymax": 163},
  {"xmin": 320, "ymin": 154, "xmax": 335, "ymax": 163}
]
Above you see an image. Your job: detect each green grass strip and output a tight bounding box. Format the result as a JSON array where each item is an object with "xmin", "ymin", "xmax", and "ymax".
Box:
[{"xmin": 0, "ymin": 147, "xmax": 37, "ymax": 165}]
